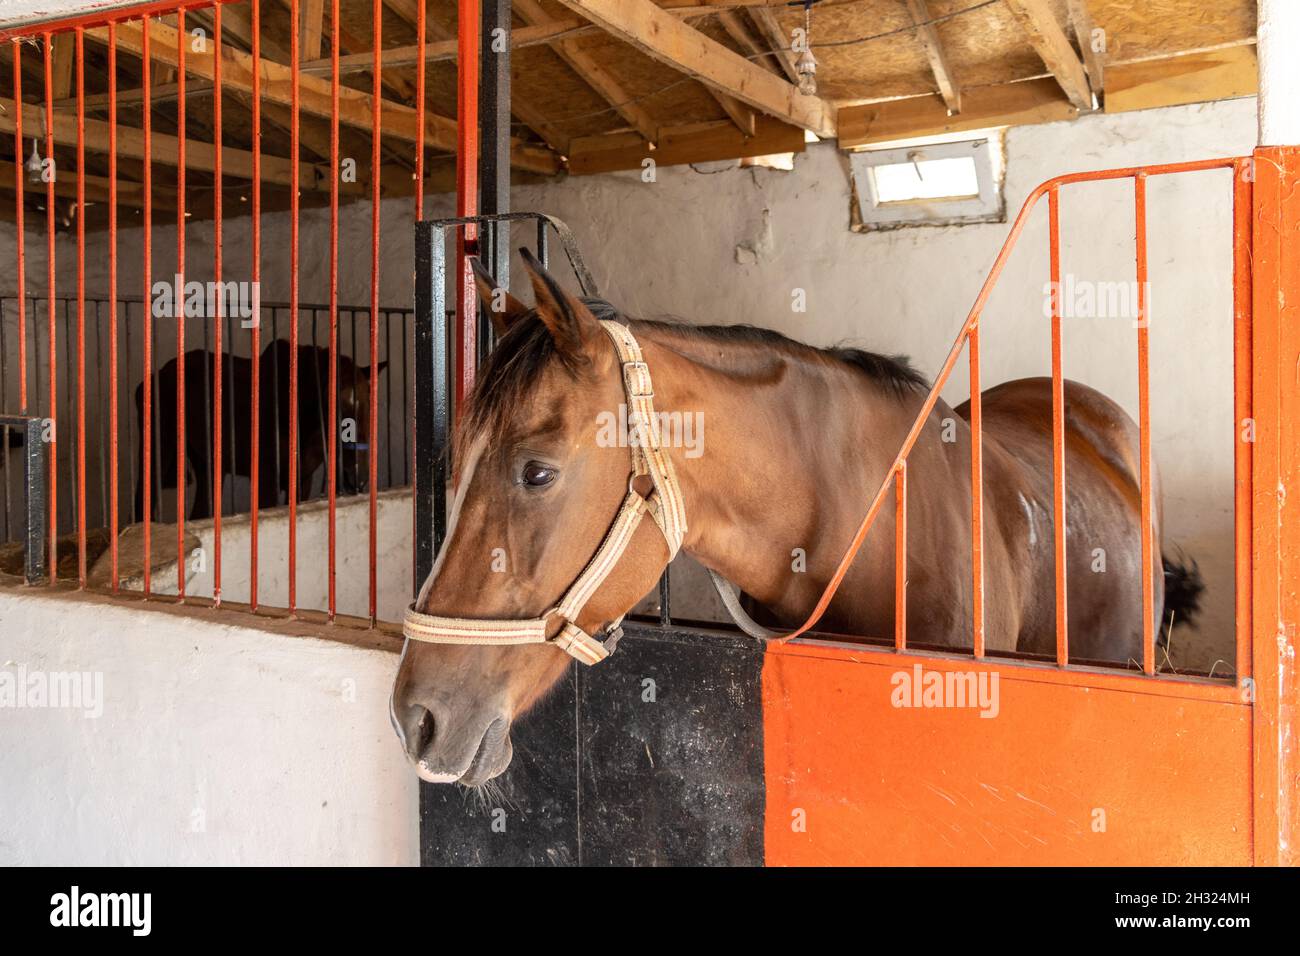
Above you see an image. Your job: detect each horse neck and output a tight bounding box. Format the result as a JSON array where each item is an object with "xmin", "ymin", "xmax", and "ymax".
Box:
[{"xmin": 635, "ymin": 323, "xmax": 913, "ymax": 623}]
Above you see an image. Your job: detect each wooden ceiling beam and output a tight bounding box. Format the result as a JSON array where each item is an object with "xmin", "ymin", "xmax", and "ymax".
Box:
[
  {"xmin": 711, "ymin": 91, "xmax": 757, "ymax": 137},
  {"xmin": 746, "ymin": 6, "xmax": 799, "ymax": 84},
  {"xmin": 0, "ymin": 94, "xmax": 322, "ymax": 188},
  {"xmin": 716, "ymin": 10, "xmax": 784, "ymax": 78},
  {"xmin": 217, "ymin": 3, "xmax": 292, "ymax": 63},
  {"xmin": 837, "ymin": 77, "xmax": 1078, "ymax": 148},
  {"xmin": 567, "ymin": 115, "xmax": 805, "ymax": 174},
  {"xmin": 301, "ymin": 19, "xmax": 591, "ymax": 75},
  {"xmin": 51, "ymin": 33, "xmax": 76, "ymax": 100},
  {"xmin": 1002, "ymin": 0, "xmax": 1093, "ymax": 109},
  {"xmin": 385, "ymin": 4, "xmax": 575, "ymax": 154},
  {"xmin": 904, "ymin": 0, "xmax": 961, "ymax": 113},
  {"xmin": 89, "ymin": 17, "xmax": 561, "ymax": 175},
  {"xmin": 0, "ymin": 159, "xmax": 177, "ymax": 211},
  {"xmin": 1066, "ymin": 0, "xmax": 1105, "ymax": 90},
  {"xmin": 554, "ymin": 0, "xmax": 835, "ymax": 137},
  {"xmin": 515, "ymin": 0, "xmax": 662, "ymax": 144},
  {"xmin": 301, "ymin": 0, "xmax": 326, "ymax": 61}
]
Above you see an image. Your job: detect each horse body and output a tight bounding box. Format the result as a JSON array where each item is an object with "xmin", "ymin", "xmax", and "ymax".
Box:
[
  {"xmin": 391, "ymin": 254, "xmax": 1199, "ymax": 786},
  {"xmin": 133, "ymin": 341, "xmax": 383, "ymax": 522}
]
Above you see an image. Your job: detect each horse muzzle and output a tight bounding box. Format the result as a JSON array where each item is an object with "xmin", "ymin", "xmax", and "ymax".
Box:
[{"xmin": 393, "ymin": 700, "xmax": 513, "ymax": 786}]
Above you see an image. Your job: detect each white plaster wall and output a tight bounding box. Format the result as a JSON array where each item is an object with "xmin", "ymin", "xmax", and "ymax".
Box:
[
  {"xmin": 0, "ymin": 586, "xmax": 418, "ymax": 865},
  {"xmin": 144, "ymin": 487, "xmax": 416, "ymax": 623}
]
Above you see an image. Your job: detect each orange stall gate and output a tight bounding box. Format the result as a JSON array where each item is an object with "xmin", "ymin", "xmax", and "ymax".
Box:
[{"xmin": 757, "ymin": 153, "xmax": 1299, "ymax": 867}]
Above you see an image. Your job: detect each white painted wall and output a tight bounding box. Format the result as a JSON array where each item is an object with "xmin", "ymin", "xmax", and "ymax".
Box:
[
  {"xmin": 119, "ymin": 487, "xmax": 417, "ymax": 623},
  {"xmin": 0, "ymin": 585, "xmax": 418, "ymax": 865}
]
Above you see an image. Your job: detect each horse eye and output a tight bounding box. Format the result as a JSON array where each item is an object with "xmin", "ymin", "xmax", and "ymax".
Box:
[{"xmin": 521, "ymin": 462, "xmax": 557, "ymax": 487}]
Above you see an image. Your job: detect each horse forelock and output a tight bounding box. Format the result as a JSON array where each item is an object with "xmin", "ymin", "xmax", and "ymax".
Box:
[{"xmin": 454, "ymin": 296, "xmax": 622, "ymax": 460}]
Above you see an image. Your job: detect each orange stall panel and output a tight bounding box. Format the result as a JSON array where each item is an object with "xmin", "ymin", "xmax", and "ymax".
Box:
[{"xmin": 763, "ymin": 643, "xmax": 1253, "ymax": 866}]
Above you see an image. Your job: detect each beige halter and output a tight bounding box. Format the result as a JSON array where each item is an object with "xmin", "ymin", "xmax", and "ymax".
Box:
[{"xmin": 402, "ymin": 320, "xmax": 688, "ymax": 665}]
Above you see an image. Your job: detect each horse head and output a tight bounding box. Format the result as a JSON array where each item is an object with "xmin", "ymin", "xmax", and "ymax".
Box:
[
  {"xmin": 337, "ymin": 356, "xmax": 388, "ymax": 495},
  {"xmin": 390, "ymin": 251, "xmax": 678, "ymax": 786}
]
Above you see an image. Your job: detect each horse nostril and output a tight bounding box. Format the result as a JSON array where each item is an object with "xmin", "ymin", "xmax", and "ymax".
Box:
[{"xmin": 404, "ymin": 706, "xmax": 436, "ymax": 761}]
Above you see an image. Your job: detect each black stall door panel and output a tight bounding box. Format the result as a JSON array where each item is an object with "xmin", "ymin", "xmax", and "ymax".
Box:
[{"xmin": 420, "ymin": 627, "xmax": 766, "ymax": 866}]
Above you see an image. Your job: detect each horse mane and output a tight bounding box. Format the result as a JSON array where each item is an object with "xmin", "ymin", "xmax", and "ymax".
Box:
[{"xmin": 457, "ymin": 297, "xmax": 928, "ymax": 453}]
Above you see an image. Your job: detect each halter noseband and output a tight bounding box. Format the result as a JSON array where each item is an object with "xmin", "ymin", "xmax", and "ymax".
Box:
[{"xmin": 401, "ymin": 320, "xmax": 688, "ymax": 665}]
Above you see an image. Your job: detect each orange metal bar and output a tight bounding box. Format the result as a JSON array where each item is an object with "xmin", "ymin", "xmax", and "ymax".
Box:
[
  {"xmin": 894, "ymin": 462, "xmax": 906, "ymax": 652},
  {"xmin": 11, "ymin": 42, "xmax": 26, "ymax": 414},
  {"xmin": 415, "ymin": 0, "xmax": 426, "ymax": 221},
  {"xmin": 288, "ymin": 0, "xmax": 300, "ymax": 615},
  {"xmin": 455, "ymin": 0, "xmax": 480, "ymax": 412},
  {"xmin": 43, "ymin": 34, "xmax": 57, "ymax": 583},
  {"xmin": 1049, "ymin": 185, "xmax": 1068, "ymax": 666},
  {"xmin": 368, "ymin": 0, "xmax": 382, "ymax": 624},
  {"xmin": 212, "ymin": 3, "xmax": 223, "ymax": 604},
  {"xmin": 328, "ymin": 0, "xmax": 340, "ymax": 620},
  {"xmin": 108, "ymin": 22, "xmax": 119, "ymax": 590},
  {"xmin": 1231, "ymin": 159, "xmax": 1253, "ymax": 686},
  {"xmin": 1249, "ymin": 144, "xmax": 1300, "ymax": 866},
  {"xmin": 775, "ymin": 157, "xmax": 1242, "ymax": 648},
  {"xmin": 141, "ymin": 16, "xmax": 153, "ymax": 595},
  {"xmin": 969, "ymin": 325, "xmax": 984, "ymax": 658},
  {"xmin": 75, "ymin": 27, "xmax": 87, "ymax": 588},
  {"xmin": 1135, "ymin": 174, "xmax": 1155, "ymax": 674},
  {"xmin": 249, "ymin": 0, "xmax": 261, "ymax": 610},
  {"xmin": 175, "ymin": 6, "xmax": 187, "ymax": 600}
]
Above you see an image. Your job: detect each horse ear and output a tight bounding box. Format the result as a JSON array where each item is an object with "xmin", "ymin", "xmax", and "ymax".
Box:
[
  {"xmin": 518, "ymin": 247, "xmax": 602, "ymax": 366},
  {"xmin": 469, "ymin": 257, "xmax": 528, "ymax": 336}
]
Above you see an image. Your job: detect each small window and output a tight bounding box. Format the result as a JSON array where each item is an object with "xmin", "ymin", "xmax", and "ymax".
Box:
[{"xmin": 850, "ymin": 136, "xmax": 1004, "ymax": 230}]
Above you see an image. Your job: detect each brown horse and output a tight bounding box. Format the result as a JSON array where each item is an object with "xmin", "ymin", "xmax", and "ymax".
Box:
[
  {"xmin": 134, "ymin": 341, "xmax": 386, "ymax": 522},
  {"xmin": 391, "ymin": 254, "xmax": 1202, "ymax": 786}
]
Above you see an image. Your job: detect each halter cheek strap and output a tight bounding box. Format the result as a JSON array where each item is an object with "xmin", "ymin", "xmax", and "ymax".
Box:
[{"xmin": 402, "ymin": 320, "xmax": 688, "ymax": 665}]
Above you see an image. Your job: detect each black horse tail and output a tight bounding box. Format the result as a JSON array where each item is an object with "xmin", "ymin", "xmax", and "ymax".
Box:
[{"xmin": 1161, "ymin": 551, "xmax": 1205, "ymax": 636}]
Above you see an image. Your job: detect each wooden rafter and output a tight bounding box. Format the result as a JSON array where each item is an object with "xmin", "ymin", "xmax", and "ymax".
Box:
[
  {"xmin": 301, "ymin": 0, "xmax": 326, "ymax": 61},
  {"xmin": 0, "ymin": 159, "xmax": 177, "ymax": 211},
  {"xmin": 382, "ymin": 1, "xmax": 575, "ymax": 152},
  {"xmin": 568, "ymin": 115, "xmax": 805, "ymax": 174},
  {"xmin": 904, "ymin": 0, "xmax": 961, "ymax": 113},
  {"xmin": 515, "ymin": 0, "xmax": 663, "ymax": 144},
  {"xmin": 716, "ymin": 10, "xmax": 784, "ymax": 78},
  {"xmin": 87, "ymin": 17, "xmax": 560, "ymax": 175},
  {"xmin": 51, "ymin": 33, "xmax": 75, "ymax": 99},
  {"xmin": 300, "ymin": 20, "xmax": 590, "ymax": 75},
  {"xmin": 711, "ymin": 91, "xmax": 757, "ymax": 137},
  {"xmin": 746, "ymin": 6, "xmax": 799, "ymax": 84},
  {"xmin": 1002, "ymin": 0, "xmax": 1093, "ymax": 109},
  {"xmin": 0, "ymin": 94, "xmax": 322, "ymax": 187},
  {"xmin": 1066, "ymin": 0, "xmax": 1105, "ymax": 89},
  {"xmin": 555, "ymin": 0, "xmax": 835, "ymax": 138},
  {"xmin": 210, "ymin": 3, "xmax": 291, "ymax": 64},
  {"xmin": 837, "ymin": 77, "xmax": 1077, "ymax": 148}
]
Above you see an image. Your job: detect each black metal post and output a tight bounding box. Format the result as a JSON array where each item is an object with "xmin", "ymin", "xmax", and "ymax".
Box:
[
  {"xmin": 413, "ymin": 222, "xmax": 450, "ymax": 593},
  {"xmin": 0, "ymin": 415, "xmax": 48, "ymax": 584}
]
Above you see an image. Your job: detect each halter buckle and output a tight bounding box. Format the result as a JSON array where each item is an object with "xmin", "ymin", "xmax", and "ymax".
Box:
[{"xmin": 622, "ymin": 361, "xmax": 654, "ymax": 399}]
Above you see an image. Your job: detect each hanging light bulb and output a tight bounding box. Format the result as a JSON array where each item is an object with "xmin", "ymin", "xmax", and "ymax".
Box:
[
  {"xmin": 795, "ymin": 48, "xmax": 818, "ymax": 96},
  {"xmin": 795, "ymin": 1, "xmax": 818, "ymax": 96},
  {"xmin": 25, "ymin": 138, "xmax": 43, "ymax": 184}
]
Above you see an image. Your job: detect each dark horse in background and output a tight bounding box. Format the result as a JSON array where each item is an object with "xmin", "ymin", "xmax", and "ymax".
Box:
[{"xmin": 134, "ymin": 340, "xmax": 386, "ymax": 522}]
